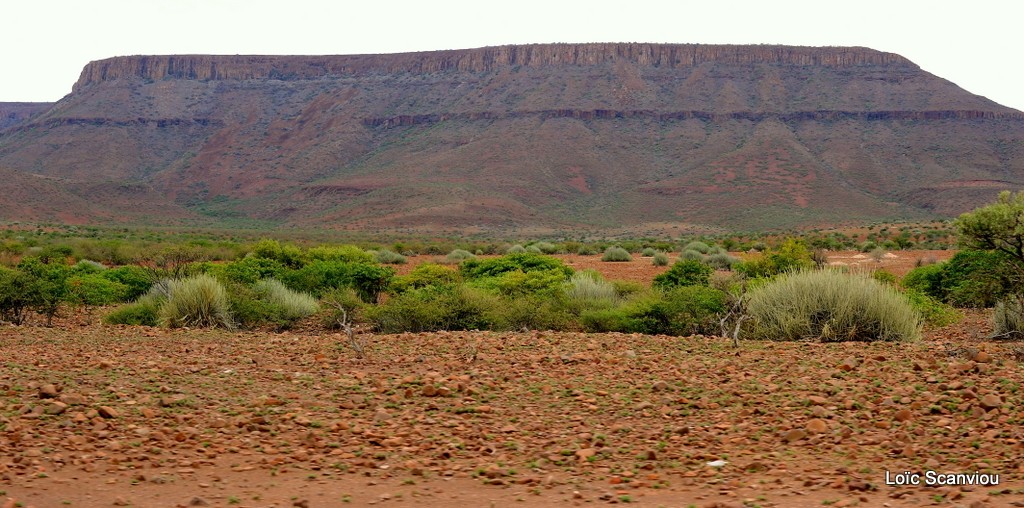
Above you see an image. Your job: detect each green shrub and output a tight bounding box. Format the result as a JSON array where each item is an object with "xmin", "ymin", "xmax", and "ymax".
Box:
[
  {"xmin": 391, "ymin": 263, "xmax": 460, "ymax": 293},
  {"xmin": 374, "ymin": 249, "xmax": 407, "ymax": 265},
  {"xmin": 601, "ymin": 246, "xmax": 632, "ymax": 262},
  {"xmin": 533, "ymin": 242, "xmax": 559, "ymax": 254},
  {"xmin": 993, "ymin": 295, "xmax": 1024, "ymax": 338},
  {"xmin": 653, "ymin": 259, "xmax": 713, "ymax": 289},
  {"xmin": 582, "ymin": 286, "xmax": 725, "ymax": 336},
  {"xmin": 872, "ymin": 270, "xmax": 898, "ymax": 285},
  {"xmin": 641, "ymin": 248, "xmax": 657, "ymax": 257},
  {"xmin": 321, "ymin": 288, "xmax": 366, "ymax": 330},
  {"xmin": 306, "ymin": 244, "xmax": 373, "ymax": 264},
  {"xmin": 158, "ymin": 274, "xmax": 233, "ymax": 328},
  {"xmin": 249, "ymin": 239, "xmax": 307, "ymax": 268},
  {"xmin": 735, "ymin": 239, "xmax": 815, "ymax": 278},
  {"xmin": 445, "ymin": 249, "xmax": 477, "ymax": 264},
  {"xmin": 706, "ymin": 252, "xmax": 738, "ymax": 270},
  {"xmin": 901, "ymin": 263, "xmax": 946, "ymax": 300},
  {"xmin": 223, "ymin": 256, "xmax": 286, "ymax": 285},
  {"xmin": 0, "ymin": 267, "xmax": 35, "ymax": 324},
  {"xmin": 506, "ymin": 244, "xmax": 527, "ymax": 254},
  {"xmin": 253, "ymin": 279, "xmax": 319, "ymax": 321},
  {"xmin": 102, "ymin": 265, "xmax": 154, "ymax": 300},
  {"xmin": 680, "ymin": 249, "xmax": 704, "ymax": 261},
  {"xmin": 368, "ymin": 286, "xmax": 499, "ymax": 333},
  {"xmin": 486, "ymin": 295, "xmax": 574, "ymax": 331},
  {"xmin": 942, "ymin": 250, "xmax": 1013, "ymax": 307},
  {"xmin": 652, "ymin": 252, "xmax": 669, "ymax": 266},
  {"xmin": 467, "ymin": 268, "xmax": 568, "ymax": 297},
  {"xmin": 17, "ymin": 257, "xmax": 69, "ymax": 325},
  {"xmin": 227, "ymin": 284, "xmax": 286, "ymax": 330},
  {"xmin": 66, "ymin": 274, "xmax": 130, "ymax": 306},
  {"xmin": 904, "ymin": 290, "xmax": 961, "ymax": 327},
  {"xmin": 746, "ymin": 270, "xmax": 921, "ymax": 342},
  {"xmin": 461, "ymin": 253, "xmax": 573, "ymax": 279},
  {"xmin": 682, "ymin": 241, "xmax": 711, "ymax": 254},
  {"xmin": 103, "ymin": 298, "xmax": 160, "ymax": 326},
  {"xmin": 72, "ymin": 259, "xmax": 107, "ymax": 274},
  {"xmin": 612, "ymin": 280, "xmax": 646, "ymax": 298},
  {"xmin": 283, "ymin": 261, "xmax": 393, "ymax": 301}
]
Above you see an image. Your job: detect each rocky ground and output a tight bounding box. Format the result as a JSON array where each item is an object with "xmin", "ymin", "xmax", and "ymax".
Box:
[{"xmin": 2, "ymin": 305, "xmax": 1023, "ymax": 508}]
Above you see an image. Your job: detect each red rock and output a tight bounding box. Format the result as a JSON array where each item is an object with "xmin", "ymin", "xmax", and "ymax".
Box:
[
  {"xmin": 98, "ymin": 406, "xmax": 118, "ymax": 419},
  {"xmin": 805, "ymin": 419, "xmax": 829, "ymax": 433},
  {"xmin": 973, "ymin": 351, "xmax": 992, "ymax": 363},
  {"xmin": 894, "ymin": 409, "xmax": 913, "ymax": 422},
  {"xmin": 979, "ymin": 394, "xmax": 1002, "ymax": 410},
  {"xmin": 38, "ymin": 384, "xmax": 59, "ymax": 398},
  {"xmin": 782, "ymin": 429, "xmax": 807, "ymax": 443}
]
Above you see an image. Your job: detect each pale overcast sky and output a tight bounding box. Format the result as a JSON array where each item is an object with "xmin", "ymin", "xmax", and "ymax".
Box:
[{"xmin": 3, "ymin": 0, "xmax": 1023, "ymax": 111}]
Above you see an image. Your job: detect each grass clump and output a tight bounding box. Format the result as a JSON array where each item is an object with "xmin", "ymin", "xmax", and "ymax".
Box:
[
  {"xmin": 444, "ymin": 249, "xmax": 477, "ymax": 264},
  {"xmin": 602, "ymin": 246, "xmax": 632, "ymax": 262},
  {"xmin": 374, "ymin": 249, "xmax": 407, "ymax": 265},
  {"xmin": 506, "ymin": 244, "xmax": 527, "ymax": 254},
  {"xmin": 253, "ymin": 279, "xmax": 319, "ymax": 321},
  {"xmin": 158, "ymin": 274, "xmax": 234, "ymax": 328},
  {"xmin": 746, "ymin": 270, "xmax": 921, "ymax": 342},
  {"xmin": 641, "ymin": 248, "xmax": 657, "ymax": 257},
  {"xmin": 652, "ymin": 252, "xmax": 669, "ymax": 266},
  {"xmin": 994, "ymin": 295, "xmax": 1024, "ymax": 338},
  {"xmin": 562, "ymin": 271, "xmax": 619, "ymax": 312}
]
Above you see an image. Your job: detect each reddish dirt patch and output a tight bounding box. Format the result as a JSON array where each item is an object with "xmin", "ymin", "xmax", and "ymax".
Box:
[{"xmin": 2, "ymin": 311, "xmax": 1023, "ymax": 507}]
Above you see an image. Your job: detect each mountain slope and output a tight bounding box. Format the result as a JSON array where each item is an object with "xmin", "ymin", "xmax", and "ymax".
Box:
[{"xmin": 1, "ymin": 43, "xmax": 1022, "ymax": 233}]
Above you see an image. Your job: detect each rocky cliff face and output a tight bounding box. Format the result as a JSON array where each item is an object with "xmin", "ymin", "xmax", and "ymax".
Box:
[
  {"xmin": 2, "ymin": 43, "xmax": 1022, "ymax": 232},
  {"xmin": 0, "ymin": 102, "xmax": 53, "ymax": 131},
  {"xmin": 73, "ymin": 44, "xmax": 915, "ymax": 90}
]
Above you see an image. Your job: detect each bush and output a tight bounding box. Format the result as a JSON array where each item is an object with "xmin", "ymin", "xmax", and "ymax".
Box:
[
  {"xmin": 0, "ymin": 267, "xmax": 35, "ymax": 324},
  {"xmin": 641, "ymin": 248, "xmax": 657, "ymax": 257},
  {"xmin": 942, "ymin": 250, "xmax": 1013, "ymax": 308},
  {"xmin": 993, "ymin": 295, "xmax": 1024, "ymax": 338},
  {"xmin": 652, "ymin": 252, "xmax": 669, "ymax": 266},
  {"xmin": 486, "ymin": 295, "xmax": 574, "ymax": 331},
  {"xmin": 562, "ymin": 270, "xmax": 619, "ymax": 312},
  {"xmin": 461, "ymin": 253, "xmax": 573, "ymax": 279},
  {"xmin": 601, "ymin": 246, "xmax": 632, "ymax": 262},
  {"xmin": 680, "ymin": 249, "xmax": 705, "ymax": 261},
  {"xmin": 249, "ymin": 239, "xmax": 307, "ymax": 268},
  {"xmin": 72, "ymin": 259, "xmax": 107, "ymax": 274},
  {"xmin": 283, "ymin": 260, "xmax": 393, "ymax": 301},
  {"xmin": 374, "ymin": 249, "xmax": 407, "ymax": 265},
  {"xmin": 746, "ymin": 270, "xmax": 921, "ymax": 342},
  {"xmin": 582, "ymin": 286, "xmax": 725, "ymax": 336},
  {"xmin": 306, "ymin": 244, "xmax": 374, "ymax": 264},
  {"xmin": 653, "ymin": 259, "xmax": 713, "ymax": 289},
  {"xmin": 445, "ymin": 249, "xmax": 477, "ymax": 264},
  {"xmin": 468, "ymin": 268, "xmax": 569, "ymax": 297},
  {"xmin": 901, "ymin": 263, "xmax": 946, "ymax": 300},
  {"xmin": 872, "ymin": 270, "xmax": 898, "ymax": 285},
  {"xmin": 103, "ymin": 298, "xmax": 160, "ymax": 326},
  {"xmin": 321, "ymin": 288, "xmax": 366, "ymax": 330},
  {"xmin": 706, "ymin": 252, "xmax": 738, "ymax": 270},
  {"xmin": 158, "ymin": 274, "xmax": 233, "ymax": 328},
  {"xmin": 253, "ymin": 279, "xmax": 319, "ymax": 321},
  {"xmin": 506, "ymin": 244, "xmax": 527, "ymax": 254},
  {"xmin": 103, "ymin": 265, "xmax": 154, "ymax": 300},
  {"xmin": 904, "ymin": 290, "xmax": 962, "ymax": 327},
  {"xmin": 223, "ymin": 256, "xmax": 286, "ymax": 285},
  {"xmin": 735, "ymin": 239, "xmax": 815, "ymax": 278},
  {"xmin": 532, "ymin": 242, "xmax": 559, "ymax": 254},
  {"xmin": 66, "ymin": 274, "xmax": 130, "ymax": 306},
  {"xmin": 391, "ymin": 263, "xmax": 461, "ymax": 293},
  {"xmin": 682, "ymin": 241, "xmax": 711, "ymax": 254},
  {"xmin": 368, "ymin": 286, "xmax": 499, "ymax": 333},
  {"xmin": 17, "ymin": 257, "xmax": 69, "ymax": 325}
]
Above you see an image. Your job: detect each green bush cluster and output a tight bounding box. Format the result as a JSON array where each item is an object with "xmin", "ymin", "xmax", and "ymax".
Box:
[{"xmin": 901, "ymin": 250, "xmax": 1013, "ymax": 307}]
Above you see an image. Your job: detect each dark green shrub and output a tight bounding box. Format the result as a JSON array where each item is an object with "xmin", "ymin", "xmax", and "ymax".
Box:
[
  {"xmin": 582, "ymin": 286, "xmax": 725, "ymax": 336},
  {"xmin": 223, "ymin": 256, "xmax": 286, "ymax": 285},
  {"xmin": 601, "ymin": 247, "xmax": 632, "ymax": 262},
  {"xmin": 367, "ymin": 286, "xmax": 499, "ymax": 333},
  {"xmin": 71, "ymin": 259, "xmax": 107, "ymax": 274},
  {"xmin": 486, "ymin": 295, "xmax": 575, "ymax": 331},
  {"xmin": 250, "ymin": 239, "xmax": 307, "ymax": 268},
  {"xmin": 17, "ymin": 257, "xmax": 69, "ymax": 325},
  {"xmin": 653, "ymin": 259, "xmax": 713, "ymax": 289},
  {"xmin": 746, "ymin": 270, "xmax": 921, "ymax": 342},
  {"xmin": 321, "ymin": 288, "xmax": 366, "ymax": 330},
  {"xmin": 306, "ymin": 244, "xmax": 373, "ymax": 264},
  {"xmin": 282, "ymin": 260, "xmax": 393, "ymax": 301},
  {"xmin": 467, "ymin": 268, "xmax": 568, "ymax": 297},
  {"xmin": 901, "ymin": 263, "xmax": 947, "ymax": 300},
  {"xmin": 66, "ymin": 274, "xmax": 130, "ymax": 306},
  {"xmin": 735, "ymin": 239, "xmax": 814, "ymax": 278},
  {"xmin": 391, "ymin": 263, "xmax": 460, "ymax": 293},
  {"xmin": 461, "ymin": 253, "xmax": 573, "ymax": 279},
  {"xmin": 532, "ymin": 242, "xmax": 559, "ymax": 254},
  {"xmin": 103, "ymin": 299, "xmax": 159, "ymax": 326},
  {"xmin": 872, "ymin": 270, "xmax": 898, "ymax": 286},
  {"xmin": 904, "ymin": 290, "xmax": 961, "ymax": 327},
  {"xmin": 102, "ymin": 265, "xmax": 154, "ymax": 300},
  {"xmin": 942, "ymin": 250, "xmax": 1013, "ymax": 307},
  {"xmin": 0, "ymin": 267, "xmax": 35, "ymax": 324}
]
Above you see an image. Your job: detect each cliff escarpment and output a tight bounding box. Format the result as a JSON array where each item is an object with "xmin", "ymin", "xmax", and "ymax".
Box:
[
  {"xmin": 1, "ymin": 43, "xmax": 1022, "ymax": 232},
  {"xmin": 73, "ymin": 43, "xmax": 914, "ymax": 90}
]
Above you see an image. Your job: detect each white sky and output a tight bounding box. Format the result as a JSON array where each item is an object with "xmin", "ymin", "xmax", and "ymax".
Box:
[{"xmin": 3, "ymin": 0, "xmax": 1023, "ymax": 111}]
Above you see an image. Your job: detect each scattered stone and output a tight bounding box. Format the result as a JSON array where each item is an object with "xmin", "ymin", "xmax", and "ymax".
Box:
[
  {"xmin": 44, "ymin": 401, "xmax": 68, "ymax": 415},
  {"xmin": 97, "ymin": 406, "xmax": 119, "ymax": 419},
  {"xmin": 187, "ymin": 498, "xmax": 209, "ymax": 507},
  {"xmin": 782, "ymin": 429, "xmax": 807, "ymax": 443},
  {"xmin": 837, "ymin": 358, "xmax": 860, "ymax": 371},
  {"xmin": 807, "ymin": 396, "xmax": 828, "ymax": 405},
  {"xmin": 972, "ymin": 351, "xmax": 992, "ymax": 364},
  {"xmin": 979, "ymin": 394, "xmax": 1002, "ymax": 410},
  {"xmin": 373, "ymin": 409, "xmax": 391, "ymax": 423},
  {"xmin": 421, "ymin": 385, "xmax": 438, "ymax": 397},
  {"xmin": 293, "ymin": 500, "xmax": 310, "ymax": 508},
  {"xmin": 651, "ymin": 380, "xmax": 669, "ymax": 391},
  {"xmin": 624, "ymin": 350, "xmax": 637, "ymax": 359},
  {"xmin": 894, "ymin": 409, "xmax": 913, "ymax": 422},
  {"xmin": 38, "ymin": 384, "xmax": 59, "ymax": 398},
  {"xmin": 805, "ymin": 419, "xmax": 829, "ymax": 433}
]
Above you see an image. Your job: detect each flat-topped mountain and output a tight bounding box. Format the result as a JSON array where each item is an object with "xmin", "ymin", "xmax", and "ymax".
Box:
[{"xmin": 1, "ymin": 43, "xmax": 1022, "ymax": 233}]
